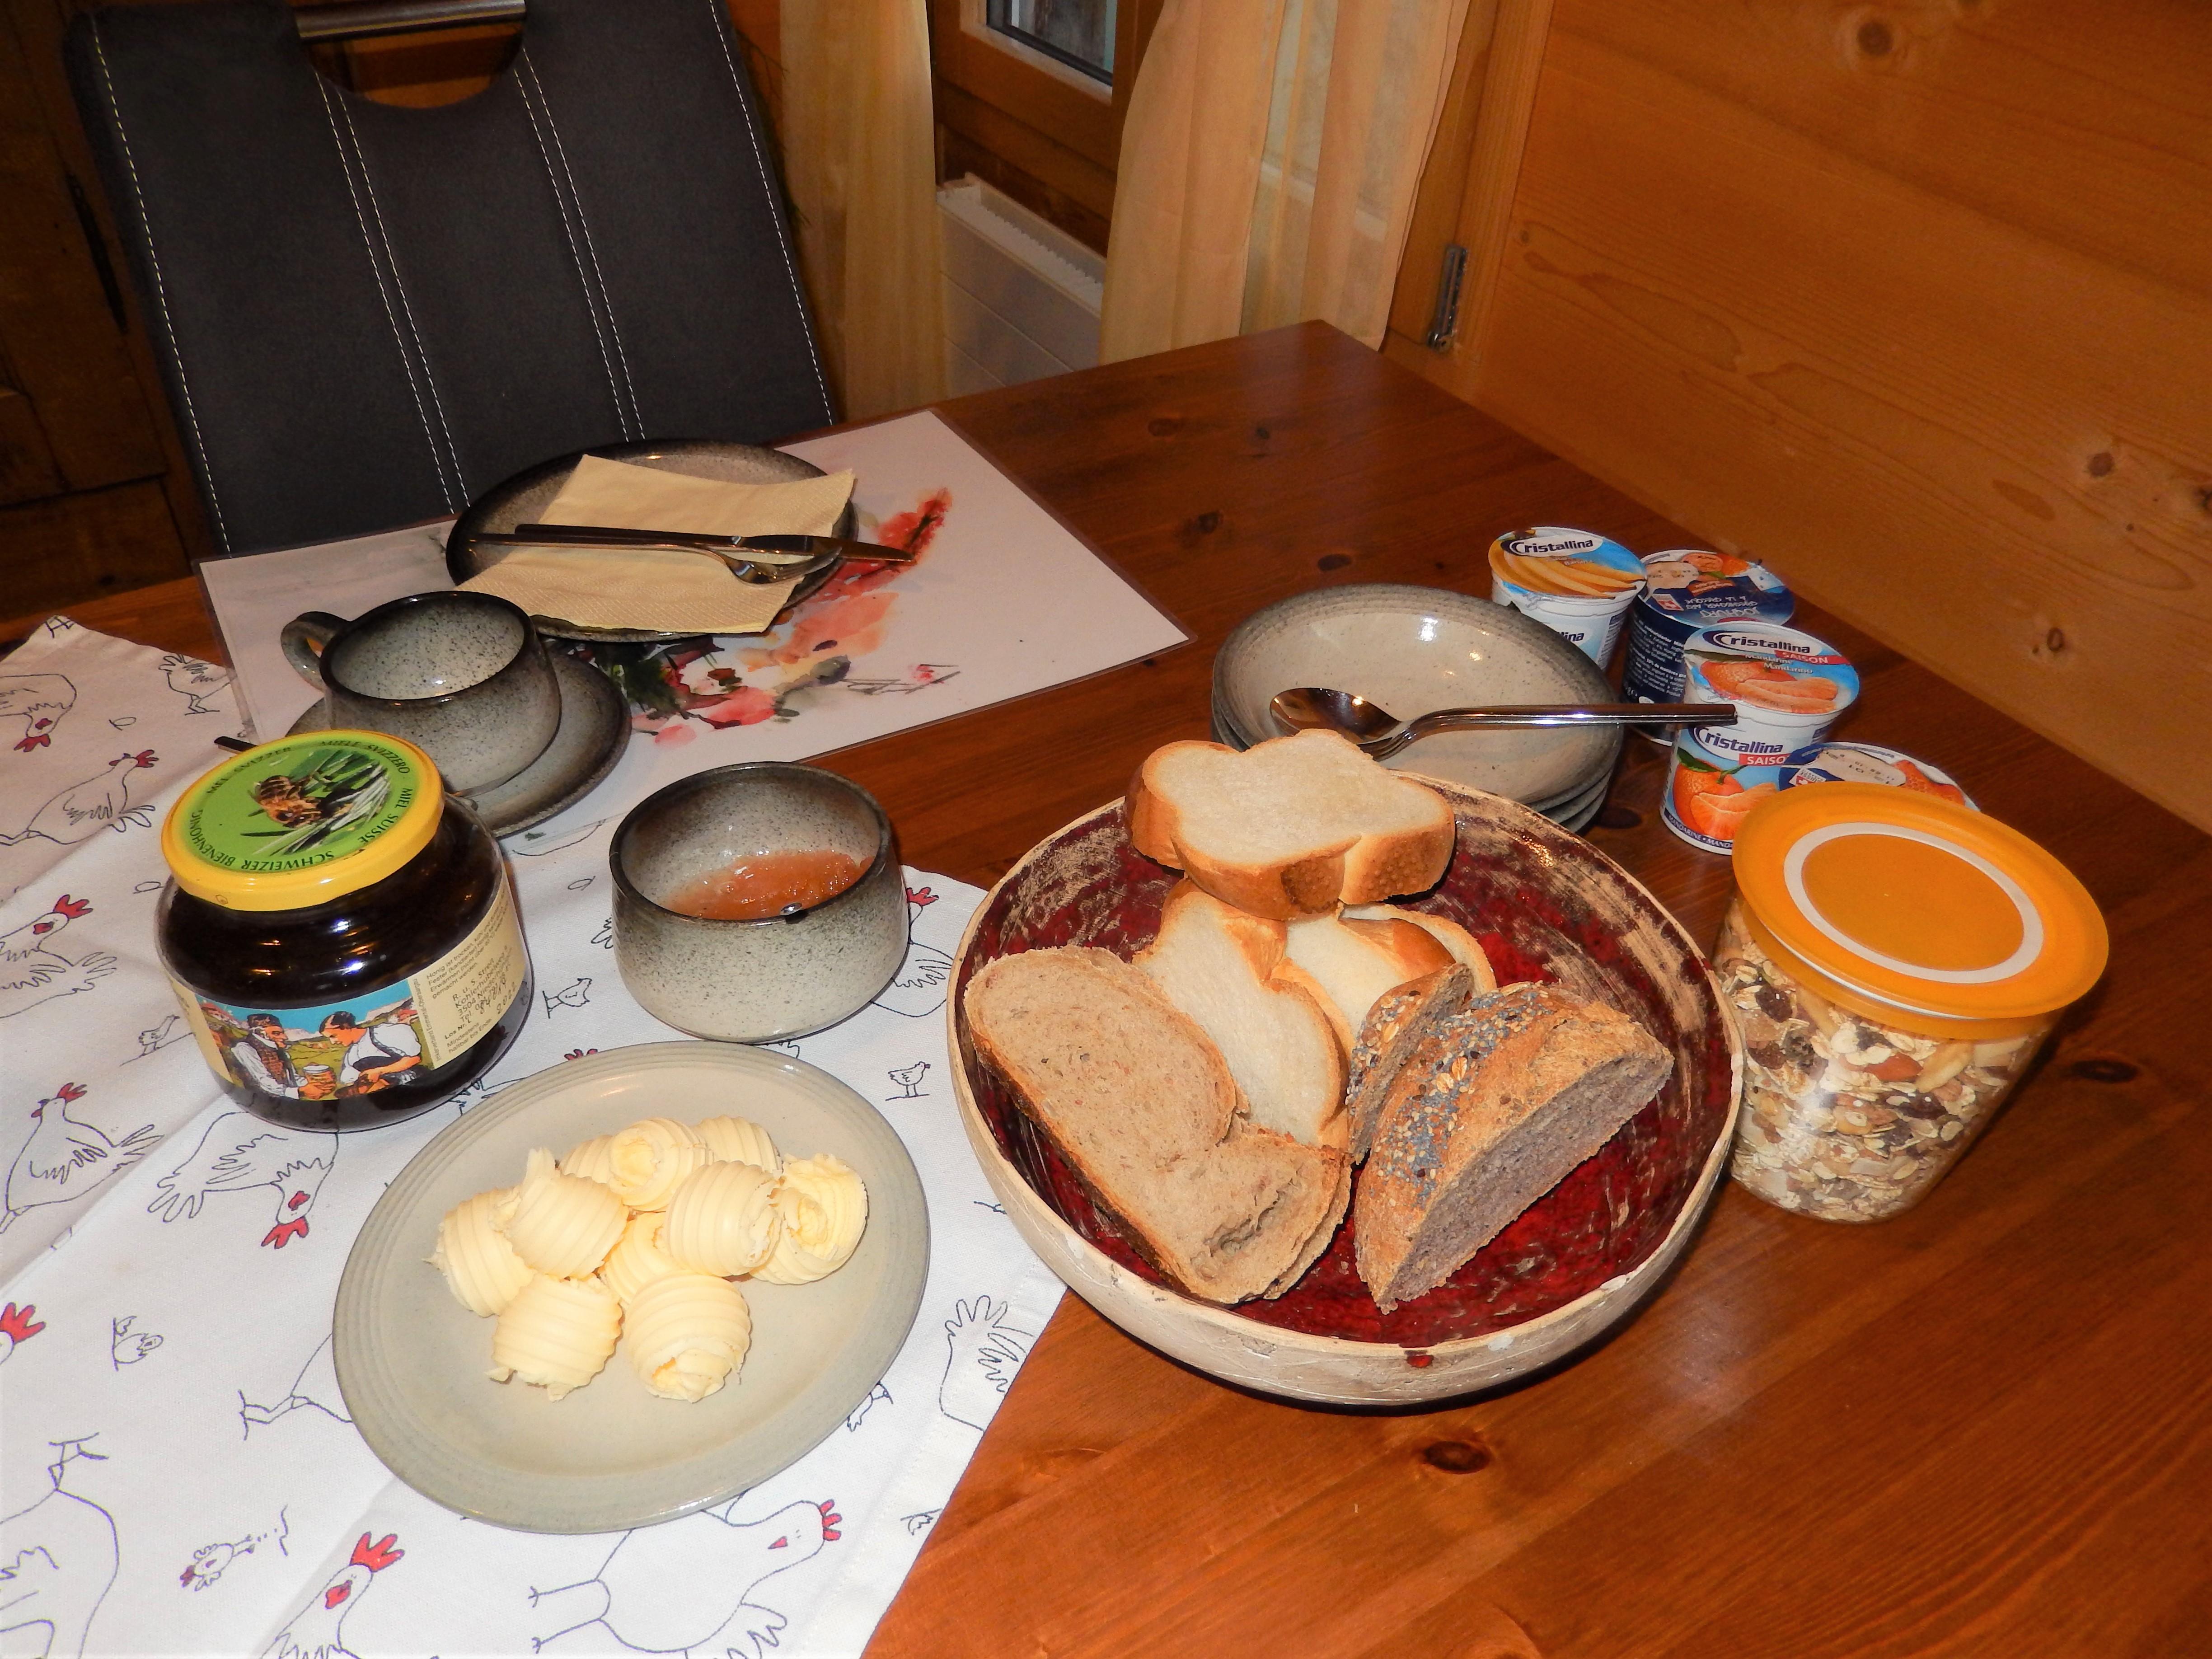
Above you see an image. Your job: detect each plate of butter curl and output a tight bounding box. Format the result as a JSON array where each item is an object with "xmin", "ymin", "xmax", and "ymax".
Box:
[{"xmin": 335, "ymin": 1043, "xmax": 928, "ymax": 1533}]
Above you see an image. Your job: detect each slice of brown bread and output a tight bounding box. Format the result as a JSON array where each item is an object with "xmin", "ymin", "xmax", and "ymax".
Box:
[
  {"xmin": 1354, "ymin": 985, "xmax": 1673, "ymax": 1312},
  {"xmin": 1343, "ymin": 965, "xmax": 1483, "ymax": 1161},
  {"xmin": 1126, "ymin": 732, "xmax": 1455, "ymax": 920},
  {"xmin": 965, "ymin": 947, "xmax": 1350, "ymax": 1305}
]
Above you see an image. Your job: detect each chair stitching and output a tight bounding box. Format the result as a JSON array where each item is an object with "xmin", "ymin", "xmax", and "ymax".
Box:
[
  {"xmin": 88, "ymin": 21, "xmax": 233, "ymax": 552},
  {"xmin": 513, "ymin": 67, "xmax": 631, "ymax": 441},
  {"xmin": 314, "ymin": 76, "xmax": 458, "ymax": 511},
  {"xmin": 333, "ymin": 92, "xmax": 468, "ymax": 496},
  {"xmin": 518, "ymin": 48, "xmax": 642, "ymax": 440},
  {"xmin": 701, "ymin": 0, "xmax": 833, "ymax": 423}
]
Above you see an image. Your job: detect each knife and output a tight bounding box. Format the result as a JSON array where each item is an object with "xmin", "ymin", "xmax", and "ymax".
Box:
[{"xmin": 487, "ymin": 525, "xmax": 918, "ymax": 565}]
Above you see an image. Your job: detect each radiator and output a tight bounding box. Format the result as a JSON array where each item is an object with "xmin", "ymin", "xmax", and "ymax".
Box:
[{"xmin": 937, "ymin": 176, "xmax": 1104, "ymax": 394}]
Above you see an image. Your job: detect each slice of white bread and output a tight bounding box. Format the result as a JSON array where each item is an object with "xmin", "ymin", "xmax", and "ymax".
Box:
[
  {"xmin": 1354, "ymin": 984, "xmax": 1673, "ymax": 1312},
  {"xmin": 964, "ymin": 947, "xmax": 1350, "ymax": 1305},
  {"xmin": 1137, "ymin": 883, "xmax": 1348, "ymax": 1150},
  {"xmin": 1127, "ymin": 731, "xmax": 1455, "ymax": 919},
  {"xmin": 1344, "ymin": 964, "xmax": 1478, "ymax": 1160},
  {"xmin": 1340, "ymin": 904, "xmax": 1496, "ymax": 992},
  {"xmin": 1286, "ymin": 910, "xmax": 1459, "ymax": 1050}
]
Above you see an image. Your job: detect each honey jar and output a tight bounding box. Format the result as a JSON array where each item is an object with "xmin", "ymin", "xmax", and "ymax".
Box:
[
  {"xmin": 156, "ymin": 731, "xmax": 533, "ymax": 1131},
  {"xmin": 1718, "ymin": 783, "xmax": 2106, "ymax": 1221}
]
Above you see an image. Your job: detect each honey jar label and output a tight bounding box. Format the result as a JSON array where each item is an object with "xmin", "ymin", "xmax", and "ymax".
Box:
[{"xmin": 170, "ymin": 877, "xmax": 527, "ymax": 1100}]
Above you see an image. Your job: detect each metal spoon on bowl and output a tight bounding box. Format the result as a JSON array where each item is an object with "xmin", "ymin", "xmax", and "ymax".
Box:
[{"xmin": 1269, "ymin": 686, "xmax": 1734, "ymax": 760}]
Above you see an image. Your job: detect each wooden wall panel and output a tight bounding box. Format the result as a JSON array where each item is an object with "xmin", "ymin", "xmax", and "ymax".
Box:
[{"xmin": 1462, "ymin": 5, "xmax": 2212, "ymax": 830}]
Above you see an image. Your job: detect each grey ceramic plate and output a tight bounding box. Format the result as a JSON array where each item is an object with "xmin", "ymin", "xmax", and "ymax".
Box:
[
  {"xmin": 334, "ymin": 1042, "xmax": 928, "ymax": 1534},
  {"xmin": 445, "ymin": 438, "xmax": 860, "ymax": 644},
  {"xmin": 1212, "ymin": 585, "xmax": 1622, "ymax": 815},
  {"xmin": 291, "ymin": 651, "xmax": 628, "ymax": 839}
]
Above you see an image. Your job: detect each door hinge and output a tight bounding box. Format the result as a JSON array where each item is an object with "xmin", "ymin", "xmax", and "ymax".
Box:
[{"xmin": 1424, "ymin": 244, "xmax": 1468, "ymax": 353}]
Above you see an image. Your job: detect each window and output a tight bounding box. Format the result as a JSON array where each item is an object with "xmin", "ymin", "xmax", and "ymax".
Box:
[{"xmin": 985, "ymin": 0, "xmax": 1116, "ymax": 86}]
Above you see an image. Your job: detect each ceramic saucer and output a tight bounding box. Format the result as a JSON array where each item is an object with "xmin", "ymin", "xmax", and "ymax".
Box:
[{"xmin": 291, "ymin": 651, "xmax": 628, "ymax": 838}]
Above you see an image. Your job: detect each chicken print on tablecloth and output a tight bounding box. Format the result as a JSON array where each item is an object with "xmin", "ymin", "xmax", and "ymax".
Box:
[
  {"xmin": 178, "ymin": 1510, "xmax": 288, "ymax": 1592},
  {"xmin": 261, "ymin": 1532, "xmax": 402, "ymax": 1659},
  {"xmin": 887, "ymin": 1060, "xmax": 930, "ymax": 1100},
  {"xmin": 122, "ymin": 1013, "xmax": 187, "ymax": 1063},
  {"xmin": 1, "ymin": 1083, "xmax": 158, "ymax": 1238},
  {"xmin": 0, "ymin": 1436, "xmax": 119, "ymax": 1659},
  {"xmin": 157, "ymin": 654, "xmax": 229, "ymax": 717},
  {"xmin": 238, "ymin": 1333, "xmax": 351, "ymax": 1435},
  {"xmin": 939, "ymin": 1297, "xmax": 1035, "ymax": 1431},
  {"xmin": 0, "ymin": 674, "xmax": 76, "ymax": 753},
  {"xmin": 0, "ymin": 896, "xmax": 117, "ymax": 1022},
  {"xmin": 844, "ymin": 1381, "xmax": 892, "ymax": 1431},
  {"xmin": 1, "ymin": 1300, "xmax": 46, "ymax": 1362},
  {"xmin": 0, "ymin": 751, "xmax": 159, "ymax": 849},
  {"xmin": 542, "ymin": 977, "xmax": 592, "ymax": 1017},
  {"xmin": 109, "ymin": 1314, "xmax": 161, "ymax": 1368},
  {"xmin": 146, "ymin": 1111, "xmax": 338, "ymax": 1249},
  {"xmin": 528, "ymin": 1497, "xmax": 840, "ymax": 1657}
]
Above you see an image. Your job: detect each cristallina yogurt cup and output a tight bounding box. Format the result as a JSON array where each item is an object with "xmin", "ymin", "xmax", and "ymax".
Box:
[
  {"xmin": 1486, "ymin": 526, "xmax": 1645, "ymax": 665},
  {"xmin": 1622, "ymin": 550, "xmax": 1794, "ymax": 739},
  {"xmin": 1663, "ymin": 621, "xmax": 1858, "ymax": 853},
  {"xmin": 1781, "ymin": 740, "xmax": 1976, "ymax": 809}
]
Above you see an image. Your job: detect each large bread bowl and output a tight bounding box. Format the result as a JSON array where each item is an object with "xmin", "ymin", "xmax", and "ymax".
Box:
[{"xmin": 947, "ymin": 778, "xmax": 1742, "ymax": 1405}]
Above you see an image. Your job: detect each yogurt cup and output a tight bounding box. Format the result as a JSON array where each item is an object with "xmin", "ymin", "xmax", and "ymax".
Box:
[
  {"xmin": 1622, "ymin": 550, "xmax": 1794, "ymax": 740},
  {"xmin": 1780, "ymin": 740, "xmax": 1976, "ymax": 809},
  {"xmin": 1486, "ymin": 526, "xmax": 1645, "ymax": 666},
  {"xmin": 1663, "ymin": 622, "xmax": 1857, "ymax": 853}
]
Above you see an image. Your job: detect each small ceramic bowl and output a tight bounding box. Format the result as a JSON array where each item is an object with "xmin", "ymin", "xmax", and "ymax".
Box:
[
  {"xmin": 611, "ymin": 764, "xmax": 909, "ymax": 1043},
  {"xmin": 1213, "ymin": 585, "xmax": 1622, "ymax": 827}
]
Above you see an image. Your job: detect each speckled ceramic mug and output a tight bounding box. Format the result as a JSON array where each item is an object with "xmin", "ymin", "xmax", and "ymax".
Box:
[
  {"xmin": 280, "ymin": 591, "xmax": 561, "ymax": 793},
  {"xmin": 611, "ymin": 764, "xmax": 910, "ymax": 1043}
]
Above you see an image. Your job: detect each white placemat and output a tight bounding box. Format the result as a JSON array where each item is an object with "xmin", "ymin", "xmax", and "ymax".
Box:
[{"xmin": 0, "ymin": 754, "xmax": 1061, "ymax": 1655}]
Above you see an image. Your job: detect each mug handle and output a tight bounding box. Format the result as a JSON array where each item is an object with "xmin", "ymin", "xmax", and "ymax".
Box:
[{"xmin": 280, "ymin": 612, "xmax": 347, "ymax": 689}]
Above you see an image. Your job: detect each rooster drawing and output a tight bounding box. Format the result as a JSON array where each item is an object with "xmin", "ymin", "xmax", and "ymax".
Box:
[
  {"xmin": 529, "ymin": 1497, "xmax": 841, "ymax": 1655},
  {"xmin": 158, "ymin": 654, "xmax": 229, "ymax": 716},
  {"xmin": 0, "ymin": 750, "xmax": 159, "ymax": 848},
  {"xmin": 261, "ymin": 1532, "xmax": 402, "ymax": 1659},
  {"xmin": 1, "ymin": 1082, "xmax": 158, "ymax": 1237},
  {"xmin": 0, "ymin": 1437, "xmax": 118, "ymax": 1658},
  {"xmin": 147, "ymin": 1111, "xmax": 338, "ymax": 1249},
  {"xmin": 0, "ymin": 1301, "xmax": 45, "ymax": 1362},
  {"xmin": 0, "ymin": 895, "xmax": 117, "ymax": 1021},
  {"xmin": 0, "ymin": 674, "xmax": 75, "ymax": 752}
]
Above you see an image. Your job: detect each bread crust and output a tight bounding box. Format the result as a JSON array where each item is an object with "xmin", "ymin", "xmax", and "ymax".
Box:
[{"xmin": 1127, "ymin": 738, "xmax": 1454, "ymax": 920}]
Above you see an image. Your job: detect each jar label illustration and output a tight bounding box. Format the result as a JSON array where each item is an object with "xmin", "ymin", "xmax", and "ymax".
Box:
[
  {"xmin": 173, "ymin": 736, "xmax": 427, "ymax": 875},
  {"xmin": 171, "ymin": 878, "xmax": 526, "ymax": 1099}
]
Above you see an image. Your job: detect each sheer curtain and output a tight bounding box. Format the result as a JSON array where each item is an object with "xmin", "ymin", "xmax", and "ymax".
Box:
[
  {"xmin": 782, "ymin": 0, "xmax": 947, "ymax": 420},
  {"xmin": 1101, "ymin": 0, "xmax": 1472, "ymax": 363}
]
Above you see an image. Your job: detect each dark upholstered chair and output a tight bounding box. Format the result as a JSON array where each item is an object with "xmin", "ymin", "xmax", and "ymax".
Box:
[{"xmin": 66, "ymin": 0, "xmax": 834, "ymax": 557}]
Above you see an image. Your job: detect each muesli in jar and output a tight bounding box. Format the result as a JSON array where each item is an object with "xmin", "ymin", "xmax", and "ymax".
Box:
[{"xmin": 1718, "ymin": 783, "xmax": 2107, "ymax": 1222}]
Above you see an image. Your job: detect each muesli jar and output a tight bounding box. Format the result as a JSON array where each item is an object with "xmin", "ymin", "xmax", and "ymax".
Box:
[
  {"xmin": 157, "ymin": 731, "xmax": 533, "ymax": 1132},
  {"xmin": 1719, "ymin": 783, "xmax": 2106, "ymax": 1222}
]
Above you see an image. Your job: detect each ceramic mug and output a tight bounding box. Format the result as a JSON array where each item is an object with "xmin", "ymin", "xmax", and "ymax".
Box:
[
  {"xmin": 611, "ymin": 763, "xmax": 910, "ymax": 1043},
  {"xmin": 281, "ymin": 592, "xmax": 562, "ymax": 794}
]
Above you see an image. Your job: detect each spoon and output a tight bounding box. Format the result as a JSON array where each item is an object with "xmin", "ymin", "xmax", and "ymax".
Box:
[{"xmin": 1269, "ymin": 687, "xmax": 1734, "ymax": 759}]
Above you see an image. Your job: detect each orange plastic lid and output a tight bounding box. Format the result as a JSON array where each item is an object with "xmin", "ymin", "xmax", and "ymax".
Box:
[{"xmin": 1732, "ymin": 783, "xmax": 2107, "ymax": 1023}]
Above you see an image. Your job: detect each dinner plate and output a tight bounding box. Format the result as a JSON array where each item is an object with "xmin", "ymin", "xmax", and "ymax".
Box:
[
  {"xmin": 333, "ymin": 1042, "xmax": 929, "ymax": 1533},
  {"xmin": 290, "ymin": 650, "xmax": 628, "ymax": 839},
  {"xmin": 445, "ymin": 438, "xmax": 861, "ymax": 645}
]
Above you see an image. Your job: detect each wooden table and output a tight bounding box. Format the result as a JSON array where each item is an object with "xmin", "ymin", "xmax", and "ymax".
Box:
[{"xmin": 14, "ymin": 323, "xmax": 2207, "ymax": 1658}]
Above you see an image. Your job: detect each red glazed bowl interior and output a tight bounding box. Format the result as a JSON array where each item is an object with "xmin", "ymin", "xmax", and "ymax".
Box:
[{"xmin": 951, "ymin": 785, "xmax": 1737, "ymax": 1348}]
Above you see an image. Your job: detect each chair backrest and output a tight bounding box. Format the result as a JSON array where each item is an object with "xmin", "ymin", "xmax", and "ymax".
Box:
[{"xmin": 66, "ymin": 0, "xmax": 835, "ymax": 557}]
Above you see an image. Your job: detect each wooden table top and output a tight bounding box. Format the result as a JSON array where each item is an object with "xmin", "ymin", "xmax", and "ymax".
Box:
[{"xmin": 15, "ymin": 323, "xmax": 2207, "ymax": 1658}]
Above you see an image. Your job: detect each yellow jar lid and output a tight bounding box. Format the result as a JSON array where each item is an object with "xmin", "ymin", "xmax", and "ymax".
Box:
[
  {"xmin": 1732, "ymin": 783, "xmax": 2106, "ymax": 1023},
  {"xmin": 162, "ymin": 731, "xmax": 443, "ymax": 910}
]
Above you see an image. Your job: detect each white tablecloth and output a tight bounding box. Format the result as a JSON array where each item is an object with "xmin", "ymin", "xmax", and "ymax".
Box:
[{"xmin": 0, "ymin": 619, "xmax": 1064, "ymax": 1659}]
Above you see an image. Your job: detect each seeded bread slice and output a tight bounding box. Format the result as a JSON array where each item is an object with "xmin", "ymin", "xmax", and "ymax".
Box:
[
  {"xmin": 1138, "ymin": 883, "xmax": 1348, "ymax": 1150},
  {"xmin": 1343, "ymin": 965, "xmax": 1482, "ymax": 1160},
  {"xmin": 1354, "ymin": 986, "xmax": 1673, "ymax": 1312},
  {"xmin": 1126, "ymin": 732, "xmax": 1455, "ymax": 920},
  {"xmin": 965, "ymin": 947, "xmax": 1349, "ymax": 1305}
]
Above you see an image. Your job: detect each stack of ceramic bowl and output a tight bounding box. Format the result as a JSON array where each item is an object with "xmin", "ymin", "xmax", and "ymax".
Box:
[{"xmin": 1211, "ymin": 585, "xmax": 1622, "ymax": 830}]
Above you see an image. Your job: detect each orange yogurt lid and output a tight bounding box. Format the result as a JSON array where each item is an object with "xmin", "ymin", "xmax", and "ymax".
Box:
[{"xmin": 1732, "ymin": 783, "xmax": 2106, "ymax": 1023}]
